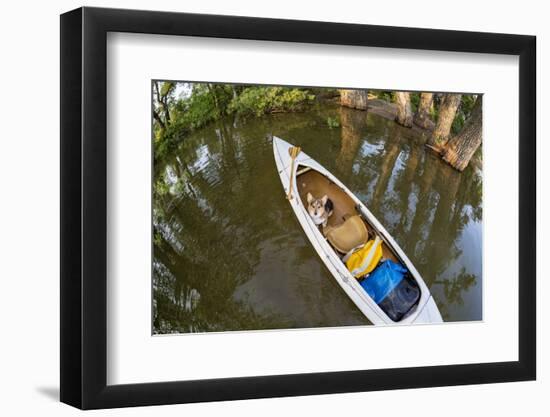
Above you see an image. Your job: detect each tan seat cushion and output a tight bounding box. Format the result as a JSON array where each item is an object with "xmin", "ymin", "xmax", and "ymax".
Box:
[{"xmin": 325, "ymin": 215, "xmax": 369, "ymax": 253}]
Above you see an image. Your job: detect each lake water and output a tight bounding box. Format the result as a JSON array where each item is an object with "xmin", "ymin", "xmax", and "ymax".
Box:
[{"xmin": 153, "ymin": 104, "xmax": 482, "ymax": 333}]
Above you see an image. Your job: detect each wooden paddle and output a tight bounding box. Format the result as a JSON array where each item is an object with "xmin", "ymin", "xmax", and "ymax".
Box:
[{"xmin": 286, "ymin": 146, "xmax": 301, "ymax": 200}]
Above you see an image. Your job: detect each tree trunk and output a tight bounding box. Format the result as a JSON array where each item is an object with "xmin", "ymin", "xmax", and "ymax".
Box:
[
  {"xmin": 155, "ymin": 81, "xmax": 173, "ymax": 125},
  {"xmin": 162, "ymin": 101, "xmax": 171, "ymax": 124},
  {"xmin": 153, "ymin": 81, "xmax": 168, "ymax": 130},
  {"xmin": 153, "ymin": 110, "xmax": 165, "ymax": 130},
  {"xmin": 428, "ymin": 93, "xmax": 462, "ymax": 149},
  {"xmin": 339, "ymin": 89, "xmax": 369, "ymax": 110},
  {"xmin": 441, "ymin": 96, "xmax": 482, "ymax": 171},
  {"xmin": 394, "ymin": 92, "xmax": 413, "ymax": 127},
  {"xmin": 413, "ymin": 92, "xmax": 434, "ymax": 130}
]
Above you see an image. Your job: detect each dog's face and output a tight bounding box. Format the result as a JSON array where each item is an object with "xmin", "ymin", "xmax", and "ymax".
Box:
[{"xmin": 307, "ymin": 193, "xmax": 328, "ymax": 218}]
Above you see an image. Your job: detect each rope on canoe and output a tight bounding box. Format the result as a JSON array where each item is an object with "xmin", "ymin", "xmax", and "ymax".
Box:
[{"xmin": 286, "ymin": 146, "xmax": 301, "ymax": 200}]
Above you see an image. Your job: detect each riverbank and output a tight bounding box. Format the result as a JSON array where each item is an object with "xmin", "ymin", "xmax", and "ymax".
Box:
[
  {"xmin": 354, "ymin": 97, "xmax": 482, "ymax": 170},
  {"xmin": 153, "ymin": 82, "xmax": 481, "ymax": 172}
]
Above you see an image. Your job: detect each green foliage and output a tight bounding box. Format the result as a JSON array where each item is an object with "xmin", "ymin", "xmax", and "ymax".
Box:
[
  {"xmin": 426, "ymin": 93, "xmax": 478, "ymax": 134},
  {"xmin": 160, "ymin": 81, "xmax": 175, "ymax": 97},
  {"xmin": 430, "ymin": 94, "xmax": 442, "ymax": 120},
  {"xmin": 180, "ymin": 85, "xmax": 219, "ymax": 128},
  {"xmin": 452, "ymin": 94, "xmax": 478, "ymax": 134},
  {"xmin": 326, "ymin": 116, "xmax": 340, "ymax": 128},
  {"xmin": 153, "ymin": 83, "xmax": 313, "ymax": 162},
  {"xmin": 451, "ymin": 113, "xmax": 465, "ymax": 134},
  {"xmin": 309, "ymin": 87, "xmax": 340, "ymax": 98},
  {"xmin": 154, "ymin": 83, "xmax": 235, "ymax": 161},
  {"xmin": 430, "ymin": 104, "xmax": 438, "ymax": 120},
  {"xmin": 155, "ymin": 117, "xmax": 189, "ymax": 162},
  {"xmin": 410, "ymin": 93, "xmax": 420, "ymax": 113},
  {"xmin": 461, "ymin": 94, "xmax": 478, "ymax": 119},
  {"xmin": 370, "ymin": 90, "xmax": 395, "ymax": 102},
  {"xmin": 228, "ymin": 87, "xmax": 314, "ymax": 116}
]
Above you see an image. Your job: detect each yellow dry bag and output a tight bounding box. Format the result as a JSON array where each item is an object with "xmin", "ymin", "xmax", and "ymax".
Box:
[{"xmin": 345, "ymin": 236, "xmax": 383, "ymax": 278}]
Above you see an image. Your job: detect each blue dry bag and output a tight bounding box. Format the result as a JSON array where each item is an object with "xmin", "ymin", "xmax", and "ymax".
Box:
[
  {"xmin": 360, "ymin": 260, "xmax": 407, "ymax": 303},
  {"xmin": 360, "ymin": 260, "xmax": 421, "ymax": 321}
]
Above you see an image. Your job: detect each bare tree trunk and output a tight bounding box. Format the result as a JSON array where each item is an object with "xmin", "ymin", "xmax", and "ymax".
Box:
[
  {"xmin": 394, "ymin": 92, "xmax": 413, "ymax": 127},
  {"xmin": 441, "ymin": 96, "xmax": 482, "ymax": 172},
  {"xmin": 428, "ymin": 93, "xmax": 462, "ymax": 149},
  {"xmin": 414, "ymin": 92, "xmax": 434, "ymax": 129},
  {"xmin": 339, "ymin": 89, "xmax": 369, "ymax": 110}
]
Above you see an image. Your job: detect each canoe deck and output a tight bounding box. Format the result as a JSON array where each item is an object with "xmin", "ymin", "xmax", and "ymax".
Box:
[{"xmin": 296, "ymin": 168, "xmax": 398, "ymax": 263}]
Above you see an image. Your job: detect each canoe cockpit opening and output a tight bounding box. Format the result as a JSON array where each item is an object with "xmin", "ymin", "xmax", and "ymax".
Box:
[{"xmin": 296, "ymin": 166, "xmax": 421, "ymax": 322}]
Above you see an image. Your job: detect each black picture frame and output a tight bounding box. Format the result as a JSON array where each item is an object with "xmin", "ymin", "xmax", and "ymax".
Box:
[{"xmin": 60, "ymin": 6, "xmax": 536, "ymax": 410}]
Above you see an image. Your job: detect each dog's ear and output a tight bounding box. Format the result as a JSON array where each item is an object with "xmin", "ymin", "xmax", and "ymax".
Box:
[
  {"xmin": 307, "ymin": 193, "xmax": 314, "ymax": 204},
  {"xmin": 321, "ymin": 195, "xmax": 328, "ymax": 205}
]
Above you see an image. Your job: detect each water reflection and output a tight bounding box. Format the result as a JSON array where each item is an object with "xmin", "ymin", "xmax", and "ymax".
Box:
[{"xmin": 153, "ymin": 104, "xmax": 482, "ymax": 333}]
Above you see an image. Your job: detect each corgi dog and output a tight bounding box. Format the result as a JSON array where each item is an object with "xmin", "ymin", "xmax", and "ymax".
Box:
[{"xmin": 306, "ymin": 193, "xmax": 334, "ymax": 227}]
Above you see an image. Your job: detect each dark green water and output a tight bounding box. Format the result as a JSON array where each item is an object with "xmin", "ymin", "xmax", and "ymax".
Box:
[{"xmin": 153, "ymin": 104, "xmax": 482, "ymax": 334}]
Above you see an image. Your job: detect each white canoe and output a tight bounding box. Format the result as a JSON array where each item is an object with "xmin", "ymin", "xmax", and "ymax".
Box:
[{"xmin": 273, "ymin": 136, "xmax": 443, "ymax": 325}]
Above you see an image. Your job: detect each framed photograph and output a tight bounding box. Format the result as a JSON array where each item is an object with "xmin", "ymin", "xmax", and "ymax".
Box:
[{"xmin": 60, "ymin": 6, "xmax": 536, "ymax": 409}]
